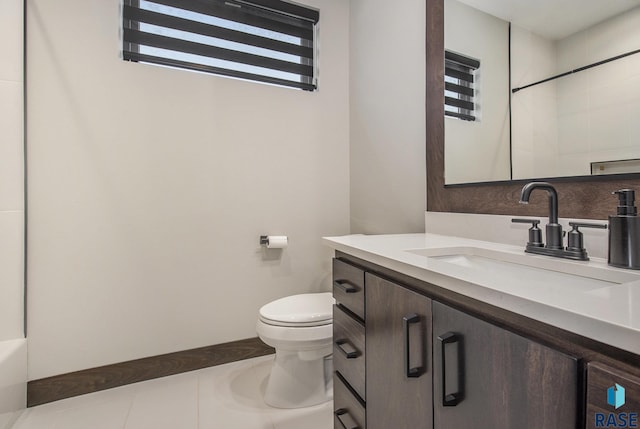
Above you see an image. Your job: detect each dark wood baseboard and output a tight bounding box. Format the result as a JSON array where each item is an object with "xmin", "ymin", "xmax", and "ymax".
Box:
[{"xmin": 27, "ymin": 337, "xmax": 274, "ymax": 407}]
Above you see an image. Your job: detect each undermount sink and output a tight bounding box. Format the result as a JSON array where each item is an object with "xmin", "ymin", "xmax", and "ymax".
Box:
[{"xmin": 405, "ymin": 246, "xmax": 640, "ymax": 291}]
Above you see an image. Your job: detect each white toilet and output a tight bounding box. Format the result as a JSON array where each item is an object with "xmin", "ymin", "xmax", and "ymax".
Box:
[{"xmin": 256, "ymin": 292, "xmax": 335, "ymax": 408}]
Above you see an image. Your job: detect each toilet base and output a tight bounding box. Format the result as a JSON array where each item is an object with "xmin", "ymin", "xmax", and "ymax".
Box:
[{"xmin": 264, "ymin": 350, "xmax": 333, "ymax": 409}]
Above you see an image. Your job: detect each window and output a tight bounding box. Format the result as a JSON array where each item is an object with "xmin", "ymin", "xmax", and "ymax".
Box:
[
  {"xmin": 121, "ymin": 0, "xmax": 319, "ymax": 91},
  {"xmin": 445, "ymin": 50, "xmax": 479, "ymax": 121}
]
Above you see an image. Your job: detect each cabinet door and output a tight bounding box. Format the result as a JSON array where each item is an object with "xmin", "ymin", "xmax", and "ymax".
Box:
[
  {"xmin": 365, "ymin": 273, "xmax": 433, "ymax": 429},
  {"xmin": 586, "ymin": 362, "xmax": 640, "ymax": 428},
  {"xmin": 433, "ymin": 301, "xmax": 578, "ymax": 429}
]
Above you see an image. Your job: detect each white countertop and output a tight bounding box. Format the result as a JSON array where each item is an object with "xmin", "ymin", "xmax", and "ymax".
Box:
[{"xmin": 323, "ymin": 233, "xmax": 640, "ymax": 355}]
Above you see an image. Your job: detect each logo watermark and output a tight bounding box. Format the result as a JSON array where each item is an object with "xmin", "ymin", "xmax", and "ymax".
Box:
[
  {"xmin": 608, "ymin": 384, "xmax": 626, "ymax": 410},
  {"xmin": 595, "ymin": 383, "xmax": 638, "ymax": 428}
]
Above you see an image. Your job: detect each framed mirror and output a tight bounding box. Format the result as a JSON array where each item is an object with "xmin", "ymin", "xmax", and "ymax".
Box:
[
  {"xmin": 426, "ymin": 0, "xmax": 640, "ymax": 219},
  {"xmin": 443, "ymin": 0, "xmax": 640, "ymax": 185}
]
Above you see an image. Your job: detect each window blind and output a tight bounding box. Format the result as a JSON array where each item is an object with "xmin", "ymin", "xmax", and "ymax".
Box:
[
  {"xmin": 122, "ymin": 0, "xmax": 319, "ymax": 91},
  {"xmin": 445, "ymin": 50, "xmax": 479, "ymax": 121}
]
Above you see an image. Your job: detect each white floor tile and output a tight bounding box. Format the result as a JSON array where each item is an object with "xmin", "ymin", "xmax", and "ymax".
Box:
[
  {"xmin": 51, "ymin": 396, "xmax": 131, "ymax": 429},
  {"xmin": 12, "ymin": 384, "xmax": 138, "ymax": 429},
  {"xmin": 269, "ymin": 401, "xmax": 333, "ymax": 429},
  {"xmin": 124, "ymin": 373, "xmax": 198, "ymax": 429},
  {"xmin": 198, "ymin": 357, "xmax": 275, "ymax": 429},
  {"xmin": 9, "ymin": 356, "xmax": 333, "ymax": 429},
  {"xmin": 1, "ymin": 411, "xmax": 22, "ymax": 429},
  {"xmin": 10, "ymin": 407, "xmax": 56, "ymax": 429},
  {"xmin": 0, "ymin": 413, "xmax": 10, "ymax": 429}
]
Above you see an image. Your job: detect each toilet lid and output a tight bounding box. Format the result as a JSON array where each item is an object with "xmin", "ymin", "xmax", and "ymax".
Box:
[{"xmin": 259, "ymin": 292, "xmax": 334, "ymax": 327}]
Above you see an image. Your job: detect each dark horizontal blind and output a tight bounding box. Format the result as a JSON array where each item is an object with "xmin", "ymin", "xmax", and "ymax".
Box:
[
  {"xmin": 122, "ymin": 0, "xmax": 319, "ymax": 91},
  {"xmin": 445, "ymin": 50, "xmax": 479, "ymax": 121}
]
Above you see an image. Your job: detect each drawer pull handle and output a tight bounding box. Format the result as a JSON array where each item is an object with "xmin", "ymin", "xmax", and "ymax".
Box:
[
  {"xmin": 333, "ymin": 280, "xmax": 359, "ymax": 294},
  {"xmin": 403, "ymin": 313, "xmax": 424, "ymax": 378},
  {"xmin": 335, "ymin": 408, "xmax": 360, "ymax": 429},
  {"xmin": 336, "ymin": 339, "xmax": 360, "ymax": 359},
  {"xmin": 438, "ymin": 331, "xmax": 464, "ymax": 407}
]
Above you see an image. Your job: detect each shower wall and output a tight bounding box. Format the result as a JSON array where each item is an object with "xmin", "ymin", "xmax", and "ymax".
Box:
[
  {"xmin": 0, "ymin": 0, "xmax": 25, "ymax": 345},
  {"xmin": 0, "ymin": 0, "xmax": 27, "ymax": 417}
]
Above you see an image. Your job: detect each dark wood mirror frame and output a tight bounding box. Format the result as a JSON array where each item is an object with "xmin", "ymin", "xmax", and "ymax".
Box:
[{"xmin": 426, "ymin": 0, "xmax": 640, "ymax": 220}]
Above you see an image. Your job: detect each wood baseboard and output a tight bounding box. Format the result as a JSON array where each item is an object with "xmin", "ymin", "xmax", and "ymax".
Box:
[{"xmin": 27, "ymin": 337, "xmax": 274, "ymax": 407}]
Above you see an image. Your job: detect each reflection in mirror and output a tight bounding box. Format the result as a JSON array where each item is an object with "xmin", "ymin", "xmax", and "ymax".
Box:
[
  {"xmin": 444, "ymin": 0, "xmax": 640, "ymax": 185},
  {"xmin": 444, "ymin": 0, "xmax": 510, "ymax": 184},
  {"xmin": 511, "ymin": 6, "xmax": 640, "ymax": 180}
]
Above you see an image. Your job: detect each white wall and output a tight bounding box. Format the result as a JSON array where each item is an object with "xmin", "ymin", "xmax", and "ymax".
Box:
[
  {"xmin": 511, "ymin": 25, "xmax": 559, "ymax": 180},
  {"xmin": 0, "ymin": 0, "xmax": 24, "ymax": 343},
  {"xmin": 556, "ymin": 7, "xmax": 640, "ymax": 176},
  {"xmin": 444, "ymin": 0, "xmax": 510, "ymax": 184},
  {"xmin": 26, "ymin": 0, "xmax": 350, "ymax": 380},
  {"xmin": 349, "ymin": 0, "xmax": 426, "ymax": 234}
]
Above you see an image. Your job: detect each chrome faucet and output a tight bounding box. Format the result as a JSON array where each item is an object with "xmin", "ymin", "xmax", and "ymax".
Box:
[{"xmin": 512, "ymin": 182, "xmax": 606, "ymax": 261}]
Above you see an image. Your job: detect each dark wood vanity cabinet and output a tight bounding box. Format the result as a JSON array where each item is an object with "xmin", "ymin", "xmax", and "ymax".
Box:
[
  {"xmin": 433, "ymin": 302, "xmax": 578, "ymax": 429},
  {"xmin": 366, "ymin": 273, "xmax": 433, "ymax": 429},
  {"xmin": 332, "ymin": 254, "xmax": 640, "ymax": 429}
]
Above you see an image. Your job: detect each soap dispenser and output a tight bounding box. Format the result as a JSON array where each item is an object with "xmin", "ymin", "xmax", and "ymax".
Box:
[{"xmin": 608, "ymin": 189, "xmax": 640, "ymax": 269}]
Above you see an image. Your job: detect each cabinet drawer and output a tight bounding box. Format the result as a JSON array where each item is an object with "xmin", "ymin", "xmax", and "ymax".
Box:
[
  {"xmin": 333, "ymin": 258, "xmax": 365, "ymax": 321},
  {"xmin": 334, "ymin": 373, "xmax": 366, "ymax": 429},
  {"xmin": 586, "ymin": 362, "xmax": 640, "ymax": 428},
  {"xmin": 333, "ymin": 305, "xmax": 366, "ymax": 401}
]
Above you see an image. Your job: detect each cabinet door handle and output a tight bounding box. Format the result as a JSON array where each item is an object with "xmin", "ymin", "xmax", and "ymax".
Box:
[
  {"xmin": 333, "ymin": 280, "xmax": 359, "ymax": 294},
  {"xmin": 335, "ymin": 408, "xmax": 360, "ymax": 429},
  {"xmin": 438, "ymin": 331, "xmax": 463, "ymax": 407},
  {"xmin": 335, "ymin": 339, "xmax": 360, "ymax": 359},
  {"xmin": 403, "ymin": 313, "xmax": 424, "ymax": 378}
]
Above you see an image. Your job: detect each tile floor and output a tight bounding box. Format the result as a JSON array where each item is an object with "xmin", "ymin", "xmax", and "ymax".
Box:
[{"xmin": 8, "ymin": 355, "xmax": 333, "ymax": 429}]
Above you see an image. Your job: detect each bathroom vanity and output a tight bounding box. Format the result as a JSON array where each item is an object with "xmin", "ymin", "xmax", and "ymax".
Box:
[{"xmin": 327, "ymin": 234, "xmax": 640, "ymax": 429}]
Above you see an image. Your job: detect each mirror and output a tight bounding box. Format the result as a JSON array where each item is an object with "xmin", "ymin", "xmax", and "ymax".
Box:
[{"xmin": 444, "ymin": 0, "xmax": 640, "ymax": 185}]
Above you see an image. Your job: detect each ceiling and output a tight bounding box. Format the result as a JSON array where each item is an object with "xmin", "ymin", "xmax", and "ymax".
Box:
[{"xmin": 456, "ymin": 0, "xmax": 640, "ymax": 40}]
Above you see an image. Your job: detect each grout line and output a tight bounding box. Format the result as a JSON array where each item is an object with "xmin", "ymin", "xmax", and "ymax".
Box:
[
  {"xmin": 1, "ymin": 410, "xmax": 24, "ymax": 429},
  {"xmin": 195, "ymin": 375, "xmax": 200, "ymax": 429},
  {"xmin": 0, "ymin": 78, "xmax": 24, "ymax": 84},
  {"xmin": 22, "ymin": 0, "xmax": 28, "ymax": 340},
  {"xmin": 249, "ymin": 357, "xmax": 278, "ymax": 429},
  {"xmin": 120, "ymin": 387, "xmax": 138, "ymax": 429}
]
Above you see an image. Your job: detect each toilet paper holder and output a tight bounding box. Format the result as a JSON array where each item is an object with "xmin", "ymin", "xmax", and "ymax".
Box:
[{"xmin": 260, "ymin": 235, "xmax": 288, "ymax": 248}]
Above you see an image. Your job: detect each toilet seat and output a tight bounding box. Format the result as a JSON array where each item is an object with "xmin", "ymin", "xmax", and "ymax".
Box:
[{"xmin": 259, "ymin": 292, "xmax": 334, "ymax": 327}]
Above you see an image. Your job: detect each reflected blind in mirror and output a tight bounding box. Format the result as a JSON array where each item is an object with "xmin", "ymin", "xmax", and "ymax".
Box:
[{"xmin": 445, "ymin": 50, "xmax": 479, "ymax": 121}]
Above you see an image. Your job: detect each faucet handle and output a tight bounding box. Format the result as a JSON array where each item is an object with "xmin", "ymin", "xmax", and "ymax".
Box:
[
  {"xmin": 511, "ymin": 218, "xmax": 543, "ymax": 247},
  {"xmin": 566, "ymin": 222, "xmax": 607, "ymax": 252},
  {"xmin": 568, "ymin": 222, "xmax": 607, "ymax": 230},
  {"xmin": 511, "ymin": 218, "xmax": 540, "ymax": 226}
]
